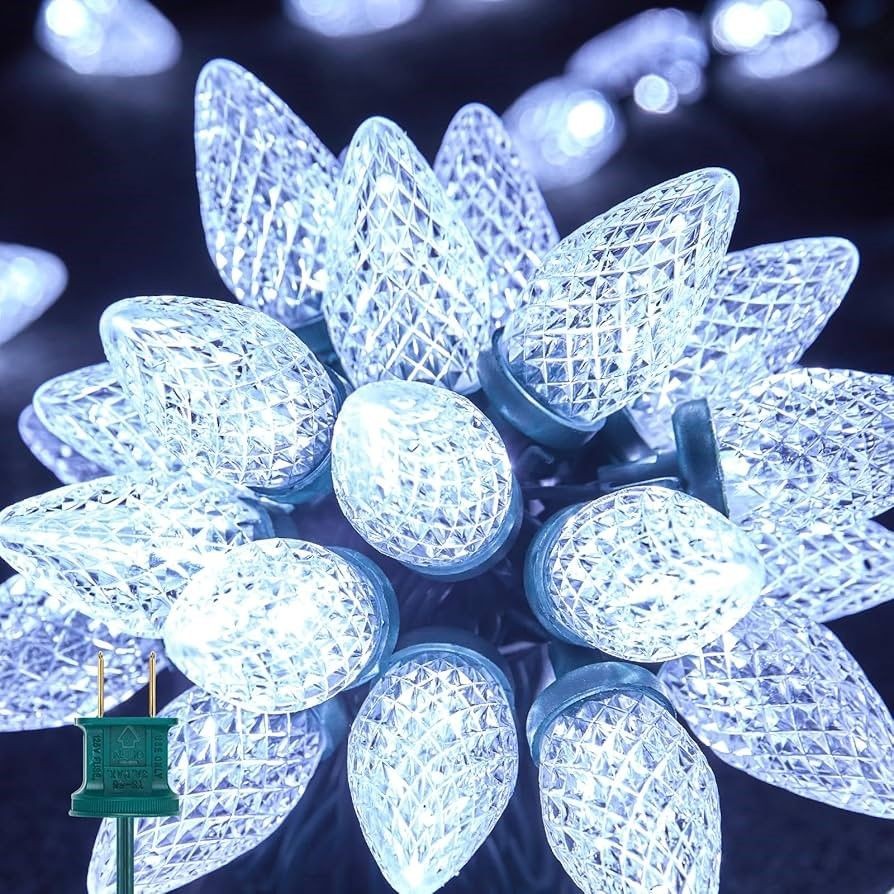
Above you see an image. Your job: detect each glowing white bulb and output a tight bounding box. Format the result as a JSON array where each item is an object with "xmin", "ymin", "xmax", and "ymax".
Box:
[
  {"xmin": 0, "ymin": 243, "xmax": 67, "ymax": 345},
  {"xmin": 36, "ymin": 0, "xmax": 181, "ymax": 76},
  {"xmin": 331, "ymin": 381, "xmax": 519, "ymax": 576},
  {"xmin": 0, "ymin": 473, "xmax": 270, "ymax": 637},
  {"xmin": 348, "ymin": 643, "xmax": 518, "ymax": 894},
  {"xmin": 164, "ymin": 538, "xmax": 397, "ymax": 712},
  {"xmin": 100, "ymin": 296, "xmax": 340, "ymax": 499},
  {"xmin": 434, "ymin": 103, "xmax": 558, "ymax": 326},
  {"xmin": 18, "ymin": 404, "xmax": 106, "ymax": 484},
  {"xmin": 87, "ymin": 687, "xmax": 328, "ymax": 893},
  {"xmin": 324, "ymin": 116, "xmax": 490, "ymax": 393},
  {"xmin": 283, "ymin": 0, "xmax": 423, "ymax": 37},
  {"xmin": 527, "ymin": 486, "xmax": 764, "ymax": 661},
  {"xmin": 195, "ymin": 59, "xmax": 340, "ymax": 332},
  {"xmin": 660, "ymin": 599, "xmax": 894, "ymax": 818}
]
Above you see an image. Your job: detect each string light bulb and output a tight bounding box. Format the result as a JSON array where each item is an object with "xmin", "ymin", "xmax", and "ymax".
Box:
[
  {"xmin": 18, "ymin": 404, "xmax": 106, "ymax": 485},
  {"xmin": 0, "ymin": 242, "xmax": 67, "ymax": 346}
]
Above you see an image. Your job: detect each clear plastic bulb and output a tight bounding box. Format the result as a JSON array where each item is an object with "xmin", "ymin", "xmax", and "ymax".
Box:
[
  {"xmin": 526, "ymin": 485, "xmax": 764, "ymax": 662},
  {"xmin": 630, "ymin": 237, "xmax": 859, "ymax": 447},
  {"xmin": 714, "ymin": 367, "xmax": 894, "ymax": 529},
  {"xmin": 331, "ymin": 381, "xmax": 519, "ymax": 576},
  {"xmin": 323, "ymin": 116, "xmax": 490, "ymax": 394},
  {"xmin": 283, "ymin": 0, "xmax": 423, "ymax": 37},
  {"xmin": 434, "ymin": 103, "xmax": 558, "ymax": 326},
  {"xmin": 660, "ymin": 599, "xmax": 894, "ymax": 818},
  {"xmin": 18, "ymin": 404, "xmax": 106, "ymax": 485},
  {"xmin": 35, "ymin": 0, "xmax": 181, "ymax": 76},
  {"xmin": 529, "ymin": 662, "xmax": 721, "ymax": 894},
  {"xmin": 753, "ymin": 517, "xmax": 894, "ymax": 622},
  {"xmin": 33, "ymin": 362, "xmax": 178, "ymax": 476},
  {"xmin": 87, "ymin": 687, "xmax": 328, "ymax": 894},
  {"xmin": 100, "ymin": 296, "xmax": 340, "ymax": 499},
  {"xmin": 503, "ymin": 78, "xmax": 624, "ymax": 189},
  {"xmin": 0, "ymin": 472, "xmax": 271, "ymax": 637},
  {"xmin": 0, "ymin": 574, "xmax": 161, "ymax": 732},
  {"xmin": 163, "ymin": 538, "xmax": 397, "ymax": 712},
  {"xmin": 500, "ymin": 168, "xmax": 739, "ymax": 429},
  {"xmin": 195, "ymin": 59, "xmax": 340, "ymax": 332},
  {"xmin": 0, "ymin": 243, "xmax": 67, "ymax": 346},
  {"xmin": 348, "ymin": 644, "xmax": 518, "ymax": 894}
]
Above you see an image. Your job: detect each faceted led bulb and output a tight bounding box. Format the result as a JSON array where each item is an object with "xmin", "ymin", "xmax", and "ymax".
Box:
[
  {"xmin": 284, "ymin": 0, "xmax": 423, "ymax": 37},
  {"xmin": 0, "ymin": 574, "xmax": 160, "ymax": 732},
  {"xmin": 87, "ymin": 687, "xmax": 327, "ymax": 894},
  {"xmin": 568, "ymin": 8, "xmax": 709, "ymax": 113},
  {"xmin": 18, "ymin": 404, "xmax": 106, "ymax": 484},
  {"xmin": 714, "ymin": 367, "xmax": 894, "ymax": 529},
  {"xmin": 630, "ymin": 237, "xmax": 859, "ymax": 447},
  {"xmin": 323, "ymin": 116, "xmax": 490, "ymax": 394},
  {"xmin": 101, "ymin": 296, "xmax": 339, "ymax": 499},
  {"xmin": 527, "ymin": 486, "xmax": 764, "ymax": 662},
  {"xmin": 0, "ymin": 473, "xmax": 270, "ymax": 637},
  {"xmin": 348, "ymin": 641, "xmax": 518, "ymax": 894},
  {"xmin": 434, "ymin": 103, "xmax": 558, "ymax": 326},
  {"xmin": 486, "ymin": 169, "xmax": 739, "ymax": 446},
  {"xmin": 33, "ymin": 362, "xmax": 177, "ymax": 476},
  {"xmin": 164, "ymin": 539, "xmax": 397, "ymax": 712},
  {"xmin": 660, "ymin": 599, "xmax": 894, "ymax": 818},
  {"xmin": 503, "ymin": 78, "xmax": 623, "ymax": 189},
  {"xmin": 331, "ymin": 381, "xmax": 519, "ymax": 576},
  {"xmin": 195, "ymin": 60, "xmax": 340, "ymax": 332},
  {"xmin": 0, "ymin": 243, "xmax": 67, "ymax": 345},
  {"xmin": 36, "ymin": 0, "xmax": 181, "ymax": 76},
  {"xmin": 529, "ymin": 663, "xmax": 721, "ymax": 894},
  {"xmin": 753, "ymin": 518, "xmax": 894, "ymax": 622}
]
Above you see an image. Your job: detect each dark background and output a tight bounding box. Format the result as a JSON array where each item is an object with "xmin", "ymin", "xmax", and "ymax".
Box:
[{"xmin": 1, "ymin": 1, "xmax": 894, "ymax": 892}]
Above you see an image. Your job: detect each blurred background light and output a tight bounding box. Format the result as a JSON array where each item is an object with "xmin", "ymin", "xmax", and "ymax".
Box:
[{"xmin": 283, "ymin": 0, "xmax": 425, "ymax": 37}]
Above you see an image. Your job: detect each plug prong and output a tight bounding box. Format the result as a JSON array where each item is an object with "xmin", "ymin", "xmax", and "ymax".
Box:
[
  {"xmin": 148, "ymin": 651, "xmax": 157, "ymax": 718},
  {"xmin": 97, "ymin": 652, "xmax": 105, "ymax": 718}
]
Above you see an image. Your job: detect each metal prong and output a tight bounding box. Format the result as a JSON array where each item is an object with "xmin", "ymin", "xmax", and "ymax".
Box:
[
  {"xmin": 148, "ymin": 651, "xmax": 157, "ymax": 717},
  {"xmin": 97, "ymin": 652, "xmax": 105, "ymax": 718}
]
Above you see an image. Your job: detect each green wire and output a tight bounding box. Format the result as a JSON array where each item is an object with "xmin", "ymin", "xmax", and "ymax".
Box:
[{"xmin": 116, "ymin": 817, "xmax": 135, "ymax": 894}]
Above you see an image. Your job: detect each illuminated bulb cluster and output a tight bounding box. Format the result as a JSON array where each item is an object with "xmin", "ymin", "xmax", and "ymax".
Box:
[
  {"xmin": 661, "ymin": 600, "xmax": 894, "ymax": 818},
  {"xmin": 0, "ymin": 575, "xmax": 160, "ymax": 732},
  {"xmin": 348, "ymin": 643, "xmax": 518, "ymax": 894},
  {"xmin": 526, "ymin": 486, "xmax": 765, "ymax": 661},
  {"xmin": 164, "ymin": 538, "xmax": 396, "ymax": 712},
  {"xmin": 0, "ymin": 242, "xmax": 67, "ymax": 346},
  {"xmin": 283, "ymin": 0, "xmax": 424, "ymax": 37},
  {"xmin": 87, "ymin": 687, "xmax": 328, "ymax": 893},
  {"xmin": 36, "ymin": 0, "xmax": 181, "ymax": 76}
]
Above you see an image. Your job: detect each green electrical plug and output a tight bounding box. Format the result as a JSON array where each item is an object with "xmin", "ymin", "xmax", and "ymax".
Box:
[{"xmin": 71, "ymin": 652, "xmax": 180, "ymax": 894}]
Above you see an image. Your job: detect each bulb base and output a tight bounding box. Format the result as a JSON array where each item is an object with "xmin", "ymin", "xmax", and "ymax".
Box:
[
  {"xmin": 526, "ymin": 661, "xmax": 673, "ymax": 764},
  {"xmin": 478, "ymin": 330, "xmax": 604, "ymax": 450}
]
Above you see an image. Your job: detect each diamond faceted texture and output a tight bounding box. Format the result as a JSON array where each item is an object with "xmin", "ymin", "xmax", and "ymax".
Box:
[
  {"xmin": 87, "ymin": 686, "xmax": 325, "ymax": 894},
  {"xmin": 323, "ymin": 116, "xmax": 490, "ymax": 394},
  {"xmin": 434, "ymin": 103, "xmax": 558, "ymax": 326},
  {"xmin": 503, "ymin": 79, "xmax": 624, "ymax": 190},
  {"xmin": 660, "ymin": 600, "xmax": 894, "ymax": 818},
  {"xmin": 531, "ymin": 486, "xmax": 764, "ymax": 661},
  {"xmin": 753, "ymin": 518, "xmax": 894, "ymax": 622},
  {"xmin": 164, "ymin": 538, "xmax": 389, "ymax": 712},
  {"xmin": 18, "ymin": 404, "xmax": 106, "ymax": 484},
  {"xmin": 715, "ymin": 367, "xmax": 894, "ymax": 530},
  {"xmin": 0, "ymin": 242, "xmax": 67, "ymax": 345},
  {"xmin": 502, "ymin": 168, "xmax": 739, "ymax": 425},
  {"xmin": 0, "ymin": 472, "xmax": 270, "ymax": 637},
  {"xmin": 332, "ymin": 381, "xmax": 515, "ymax": 570},
  {"xmin": 0, "ymin": 574, "xmax": 160, "ymax": 732},
  {"xmin": 101, "ymin": 296, "xmax": 338, "ymax": 495},
  {"xmin": 348, "ymin": 650, "xmax": 518, "ymax": 894},
  {"xmin": 538, "ymin": 692, "xmax": 721, "ymax": 894},
  {"xmin": 36, "ymin": 0, "xmax": 181, "ymax": 76},
  {"xmin": 33, "ymin": 362, "xmax": 178, "ymax": 476},
  {"xmin": 195, "ymin": 59, "xmax": 340, "ymax": 330},
  {"xmin": 630, "ymin": 237, "xmax": 859, "ymax": 447}
]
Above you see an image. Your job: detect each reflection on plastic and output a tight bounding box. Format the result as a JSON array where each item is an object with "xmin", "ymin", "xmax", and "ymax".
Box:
[
  {"xmin": 284, "ymin": 0, "xmax": 424, "ymax": 37},
  {"xmin": 36, "ymin": 0, "xmax": 181, "ymax": 76},
  {"xmin": 503, "ymin": 78, "xmax": 623, "ymax": 189}
]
